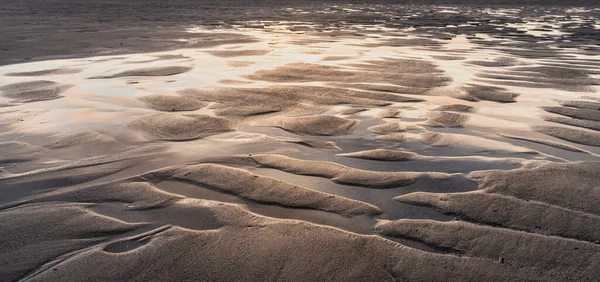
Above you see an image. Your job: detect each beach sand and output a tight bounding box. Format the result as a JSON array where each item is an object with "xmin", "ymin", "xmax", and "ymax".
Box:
[{"xmin": 0, "ymin": 2, "xmax": 599, "ymax": 281}]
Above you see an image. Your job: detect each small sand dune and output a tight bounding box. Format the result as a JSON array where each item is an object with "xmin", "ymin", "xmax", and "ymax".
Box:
[
  {"xmin": 0, "ymin": 203, "xmax": 145, "ymax": 282},
  {"xmin": 264, "ymin": 115, "xmax": 359, "ymax": 136},
  {"xmin": 375, "ymin": 132, "xmax": 407, "ymax": 142},
  {"xmin": 464, "ymin": 84, "xmax": 519, "ymax": 103},
  {"xmin": 426, "ymin": 111, "xmax": 470, "ymax": 127},
  {"xmin": 240, "ymin": 154, "xmax": 444, "ymax": 189},
  {"xmin": 138, "ymin": 94, "xmax": 207, "ymax": 112},
  {"xmin": 284, "ymin": 139, "xmax": 341, "ymax": 150},
  {"xmin": 126, "ymin": 113, "xmax": 234, "ymax": 141},
  {"xmin": 47, "ymin": 130, "xmax": 115, "ymax": 148},
  {"xmin": 0, "ymin": 80, "xmax": 72, "ymax": 102},
  {"xmin": 431, "ymin": 55, "xmax": 465, "ymax": 61},
  {"xmin": 179, "ymin": 86, "xmax": 391, "ymax": 117},
  {"xmin": 0, "ymin": 141, "xmax": 43, "ymax": 163},
  {"xmin": 338, "ymin": 149, "xmax": 418, "ymax": 161},
  {"xmin": 246, "ymin": 60, "xmax": 450, "ymax": 90},
  {"xmin": 368, "ymin": 122, "xmax": 407, "ymax": 135},
  {"xmin": 88, "ymin": 66, "xmax": 192, "ymax": 79},
  {"xmin": 396, "ymin": 191, "xmax": 600, "ymax": 243},
  {"xmin": 477, "ymin": 66, "xmax": 599, "ymax": 91},
  {"xmin": 207, "ymin": 49, "xmax": 270, "ymax": 57},
  {"xmin": 376, "ymin": 219, "xmax": 600, "ymax": 281},
  {"xmin": 559, "ymin": 100, "xmax": 600, "ymax": 111},
  {"xmin": 533, "ymin": 125, "xmax": 600, "ymax": 147},
  {"xmin": 10, "ymin": 181, "xmax": 183, "ymax": 211},
  {"xmin": 466, "ymin": 57, "xmax": 520, "ymax": 67},
  {"xmin": 4, "ymin": 67, "xmax": 81, "ymax": 76},
  {"xmin": 468, "ymin": 161, "xmax": 600, "ymax": 215},
  {"xmin": 0, "ymin": 145, "xmax": 165, "ymax": 181},
  {"xmin": 377, "ymin": 109, "xmax": 402, "ymax": 118},
  {"xmin": 419, "ymin": 131, "xmax": 536, "ymax": 153},
  {"xmin": 544, "ymin": 115, "xmax": 600, "ymax": 131},
  {"xmin": 543, "ymin": 106, "xmax": 600, "ymax": 122},
  {"xmin": 498, "ymin": 133, "xmax": 589, "ymax": 153},
  {"xmin": 338, "ymin": 107, "xmax": 368, "ymax": 115},
  {"xmin": 434, "ymin": 104, "xmax": 474, "ymax": 112},
  {"xmin": 148, "ymin": 163, "xmax": 381, "ymax": 216},
  {"xmin": 321, "ymin": 56, "xmax": 354, "ymax": 61}
]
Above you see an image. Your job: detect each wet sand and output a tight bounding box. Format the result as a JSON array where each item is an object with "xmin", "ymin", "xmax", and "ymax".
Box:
[{"xmin": 0, "ymin": 2, "xmax": 599, "ymax": 282}]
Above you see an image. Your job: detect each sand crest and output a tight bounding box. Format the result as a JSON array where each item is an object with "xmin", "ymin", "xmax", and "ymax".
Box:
[
  {"xmin": 242, "ymin": 154, "xmax": 444, "ymax": 189},
  {"xmin": 396, "ymin": 191, "xmax": 600, "ymax": 243},
  {"xmin": 126, "ymin": 113, "xmax": 234, "ymax": 141},
  {"xmin": 88, "ymin": 66, "xmax": 192, "ymax": 79},
  {"xmin": 264, "ymin": 115, "xmax": 359, "ymax": 136},
  {"xmin": 338, "ymin": 149, "xmax": 418, "ymax": 161},
  {"xmin": 150, "ymin": 163, "xmax": 382, "ymax": 216},
  {"xmin": 138, "ymin": 94, "xmax": 207, "ymax": 112},
  {"xmin": 0, "ymin": 80, "xmax": 72, "ymax": 102}
]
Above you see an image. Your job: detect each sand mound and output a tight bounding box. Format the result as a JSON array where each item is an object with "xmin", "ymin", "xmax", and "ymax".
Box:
[
  {"xmin": 18, "ymin": 181, "xmax": 183, "ymax": 210},
  {"xmin": 544, "ymin": 115, "xmax": 600, "ymax": 131},
  {"xmin": 0, "ymin": 203, "xmax": 144, "ymax": 281},
  {"xmin": 138, "ymin": 94, "xmax": 207, "ymax": 112},
  {"xmin": 0, "ymin": 145, "xmax": 165, "ymax": 184},
  {"xmin": 265, "ymin": 115, "xmax": 359, "ymax": 136},
  {"xmin": 207, "ymin": 49, "xmax": 270, "ymax": 57},
  {"xmin": 47, "ymin": 130, "xmax": 115, "ymax": 148},
  {"xmin": 89, "ymin": 66, "xmax": 192, "ymax": 79},
  {"xmin": 368, "ymin": 122, "xmax": 407, "ymax": 135},
  {"xmin": 419, "ymin": 132, "xmax": 535, "ymax": 153},
  {"xmin": 126, "ymin": 113, "xmax": 234, "ymax": 141},
  {"xmin": 246, "ymin": 60, "xmax": 450, "ymax": 89},
  {"xmin": 284, "ymin": 140, "xmax": 341, "ymax": 150},
  {"xmin": 477, "ymin": 66, "xmax": 599, "ymax": 91},
  {"xmin": 464, "ymin": 85, "xmax": 519, "ymax": 103},
  {"xmin": 533, "ymin": 125, "xmax": 600, "ymax": 147},
  {"xmin": 218, "ymin": 79, "xmax": 253, "ymax": 85},
  {"xmin": 179, "ymin": 86, "xmax": 391, "ymax": 118},
  {"xmin": 559, "ymin": 100, "xmax": 600, "ymax": 110},
  {"xmin": 377, "ymin": 109, "xmax": 402, "ymax": 118},
  {"xmin": 330, "ymin": 83, "xmax": 429, "ymax": 96},
  {"xmin": 321, "ymin": 56, "xmax": 354, "ymax": 61},
  {"xmin": 395, "ymin": 191, "xmax": 600, "ymax": 243},
  {"xmin": 338, "ymin": 149, "xmax": 418, "ymax": 161},
  {"xmin": 434, "ymin": 104, "xmax": 474, "ymax": 112},
  {"xmin": 0, "ymin": 80, "xmax": 72, "ymax": 102},
  {"xmin": 338, "ymin": 107, "xmax": 368, "ymax": 115},
  {"xmin": 375, "ymin": 133, "xmax": 406, "ymax": 142},
  {"xmin": 498, "ymin": 133, "xmax": 589, "ymax": 153},
  {"xmin": 0, "ymin": 141, "xmax": 43, "ymax": 163},
  {"xmin": 376, "ymin": 219, "xmax": 600, "ymax": 281},
  {"xmin": 158, "ymin": 163, "xmax": 381, "ymax": 216},
  {"xmin": 431, "ymin": 55, "xmax": 465, "ymax": 61},
  {"xmin": 244, "ymin": 154, "xmax": 437, "ymax": 189},
  {"xmin": 466, "ymin": 57, "xmax": 520, "ymax": 67},
  {"xmin": 226, "ymin": 61, "xmax": 255, "ymax": 67},
  {"xmin": 468, "ymin": 161, "xmax": 600, "ymax": 215},
  {"xmin": 426, "ymin": 111, "xmax": 470, "ymax": 127},
  {"xmin": 4, "ymin": 67, "xmax": 81, "ymax": 76},
  {"xmin": 543, "ymin": 106, "xmax": 600, "ymax": 122}
]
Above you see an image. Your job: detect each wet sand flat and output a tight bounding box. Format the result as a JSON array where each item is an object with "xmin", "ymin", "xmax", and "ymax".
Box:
[{"xmin": 0, "ymin": 2, "xmax": 599, "ymax": 282}]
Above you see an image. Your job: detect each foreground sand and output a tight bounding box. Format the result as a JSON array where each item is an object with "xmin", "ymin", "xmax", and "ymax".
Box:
[{"xmin": 0, "ymin": 4, "xmax": 599, "ymax": 282}]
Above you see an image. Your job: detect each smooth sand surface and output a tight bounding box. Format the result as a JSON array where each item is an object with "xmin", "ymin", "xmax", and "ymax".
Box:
[{"xmin": 0, "ymin": 3, "xmax": 599, "ymax": 281}]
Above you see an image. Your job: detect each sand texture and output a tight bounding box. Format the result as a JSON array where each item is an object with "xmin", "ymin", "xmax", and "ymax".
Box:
[{"xmin": 0, "ymin": 3, "xmax": 599, "ymax": 281}]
